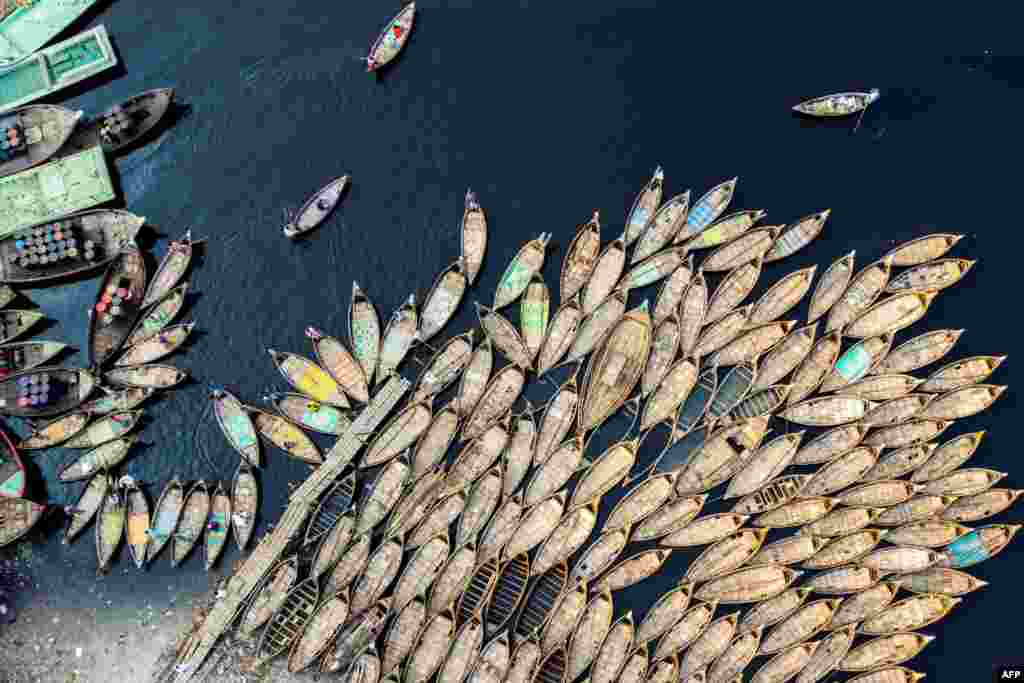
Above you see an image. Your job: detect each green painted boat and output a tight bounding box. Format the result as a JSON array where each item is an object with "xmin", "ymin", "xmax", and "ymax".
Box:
[
  {"xmin": 0, "ymin": 25, "xmax": 116, "ymax": 114},
  {"xmin": 0, "ymin": 0, "xmax": 102, "ymax": 64},
  {"xmin": 0, "ymin": 146, "xmax": 116, "ymax": 237}
]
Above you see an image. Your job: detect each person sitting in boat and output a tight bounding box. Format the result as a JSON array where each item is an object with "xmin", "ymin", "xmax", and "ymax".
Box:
[
  {"xmin": 316, "ymin": 198, "xmax": 331, "ymax": 212},
  {"xmin": 207, "ymin": 519, "xmax": 223, "ymax": 533}
]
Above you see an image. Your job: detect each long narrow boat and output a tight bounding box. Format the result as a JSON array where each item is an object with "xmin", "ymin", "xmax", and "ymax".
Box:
[
  {"xmin": 883, "ymin": 233, "xmax": 963, "ymax": 267},
  {"xmin": 624, "ymin": 167, "xmax": 664, "ymax": 246},
  {"xmin": 515, "ymin": 562, "xmax": 569, "ymax": 643},
  {"xmin": 493, "ymin": 233, "xmax": 551, "ymax": 310},
  {"xmin": 267, "ymin": 348, "xmax": 349, "ymax": 408},
  {"xmin": 0, "ymin": 427, "xmax": 23, "ymax": 497},
  {"xmin": 418, "ymin": 260, "xmax": 468, "ymax": 344},
  {"xmin": 484, "ymin": 553, "xmax": 531, "ymax": 637},
  {"xmin": 210, "ymin": 386, "xmax": 260, "ymax": 467},
  {"xmin": 365, "ymin": 2, "xmax": 416, "ymax": 72},
  {"xmin": 80, "ymin": 386, "xmax": 154, "ymax": 417},
  {"xmin": 126, "ymin": 282, "xmax": 188, "ymax": 347},
  {"xmin": 793, "ymin": 90, "xmax": 880, "ymax": 117},
  {"xmin": 0, "ymin": 26, "xmax": 117, "ymax": 114},
  {"xmin": 60, "ymin": 88, "xmax": 175, "ymax": 157},
  {"xmin": 145, "ymin": 478, "xmax": 183, "ymax": 563},
  {"xmin": 204, "ymin": 483, "xmax": 231, "ymax": 570},
  {"xmin": 764, "ymin": 210, "xmax": 830, "ymax": 263},
  {"xmin": 582, "ymin": 234, "xmax": 627, "ymax": 316},
  {"xmin": 88, "ymin": 246, "xmax": 147, "ymax": 368},
  {"xmin": 57, "ymin": 436, "xmax": 136, "ymax": 482},
  {"xmin": 412, "ymin": 330, "xmax": 474, "ymax": 402},
  {"xmin": 246, "ymin": 405, "xmax": 323, "ymax": 465},
  {"xmin": 266, "ymin": 391, "xmax": 350, "ymax": 435},
  {"xmin": 171, "ymin": 481, "xmax": 209, "ymax": 567},
  {"xmin": 0, "ymin": 105, "xmax": 81, "ymax": 178},
  {"xmin": 63, "ymin": 472, "xmax": 109, "ymax": 543},
  {"xmin": 64, "ymin": 410, "xmax": 140, "ymax": 449},
  {"xmin": 461, "ymin": 189, "xmax": 487, "ymax": 285},
  {"xmin": 122, "ymin": 477, "xmax": 150, "ymax": 570},
  {"xmin": 103, "ymin": 364, "xmax": 187, "ymax": 389},
  {"xmin": 140, "ymin": 230, "xmax": 198, "ymax": 308},
  {"xmin": 376, "ymin": 293, "xmax": 418, "ymax": 385},
  {"xmin": 0, "ymin": 495, "xmax": 44, "ymax": 546},
  {"xmin": 632, "ymin": 191, "xmax": 690, "ymax": 264},
  {"xmin": 349, "ymin": 281, "xmax": 381, "ymax": 386},
  {"xmin": 304, "ymin": 473, "xmax": 356, "ymax": 545},
  {"xmin": 256, "ymin": 577, "xmax": 320, "ymax": 662},
  {"xmin": 806, "ymin": 251, "xmax": 855, "ymax": 324},
  {"xmin": 231, "ymin": 463, "xmax": 257, "ymax": 551},
  {"xmin": 238, "ymin": 556, "xmax": 299, "ymax": 636},
  {"xmin": 283, "ymin": 175, "xmax": 349, "ymax": 239},
  {"xmin": 560, "ymin": 211, "xmax": 601, "ymax": 303},
  {"xmin": 95, "ymin": 486, "xmax": 125, "ymax": 572},
  {"xmin": 287, "ymin": 593, "xmax": 350, "ymax": 672},
  {"xmin": 0, "ymin": 341, "xmax": 68, "ymax": 378}
]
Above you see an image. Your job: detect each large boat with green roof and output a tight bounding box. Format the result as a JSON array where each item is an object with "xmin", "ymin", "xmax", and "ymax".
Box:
[
  {"xmin": 0, "ymin": 0, "xmax": 101, "ymax": 64},
  {"xmin": 0, "ymin": 24, "xmax": 115, "ymax": 114},
  {"xmin": 0, "ymin": 145, "xmax": 115, "ymax": 236}
]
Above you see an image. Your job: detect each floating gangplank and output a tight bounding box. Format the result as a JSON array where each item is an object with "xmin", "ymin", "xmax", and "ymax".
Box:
[{"xmin": 171, "ymin": 374, "xmax": 410, "ymax": 681}]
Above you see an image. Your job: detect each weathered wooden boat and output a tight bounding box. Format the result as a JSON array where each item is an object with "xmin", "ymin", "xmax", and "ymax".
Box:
[
  {"xmin": 515, "ymin": 562, "xmax": 568, "ymax": 643},
  {"xmin": 266, "ymin": 391, "xmax": 349, "ymax": 436},
  {"xmin": 121, "ymin": 476, "xmax": 149, "ymax": 569},
  {"xmin": 0, "ymin": 309, "xmax": 40, "ymax": 344},
  {"xmin": 457, "ymin": 554, "xmax": 499, "ymax": 623},
  {"xmin": 376, "ymin": 293, "xmax": 418, "ymax": 385},
  {"xmin": 641, "ymin": 357, "xmax": 698, "ymax": 431},
  {"xmin": 305, "ymin": 473, "xmax": 356, "ymax": 545},
  {"xmin": 677, "ymin": 271, "xmax": 707, "ymax": 356},
  {"xmin": 582, "ymin": 234, "xmax": 627, "ymax": 315},
  {"xmin": 825, "ymin": 256, "xmax": 894, "ymax": 333},
  {"xmin": 310, "ymin": 511, "xmax": 355, "ymax": 580},
  {"xmin": 803, "ymin": 529, "xmax": 887, "ymax": 570},
  {"xmin": 700, "ymin": 225, "xmax": 782, "ymax": 273},
  {"xmin": 383, "ymin": 599, "xmax": 427, "ymax": 676},
  {"xmin": 838, "ymin": 633, "xmax": 934, "ymax": 672},
  {"xmin": 687, "ymin": 210, "xmax": 767, "ymax": 253},
  {"xmin": 287, "ymin": 593, "xmax": 350, "ymax": 672},
  {"xmin": 711, "ymin": 320, "xmax": 795, "ymax": 368},
  {"xmin": 875, "ymin": 494, "xmax": 956, "ymax": 528},
  {"xmin": 524, "ymin": 436, "xmax": 583, "ymax": 508},
  {"xmin": 560, "ymin": 210, "xmax": 601, "ymax": 304},
  {"xmin": 861, "ymin": 545, "xmax": 943, "ymax": 574},
  {"xmin": 590, "ymin": 610, "xmax": 635, "ymax": 683},
  {"xmin": 485, "ymin": 553, "xmax": 530, "ymax": 636},
  {"xmin": 732, "ymin": 474, "xmax": 810, "ymax": 516},
  {"xmin": 885, "ymin": 519, "xmax": 971, "ymax": 549},
  {"xmin": 595, "ymin": 548, "xmax": 672, "ymax": 593},
  {"xmin": 418, "ymin": 260, "xmax": 468, "ymax": 344},
  {"xmin": 820, "ymin": 333, "xmax": 894, "ymax": 393},
  {"xmin": 568, "ymin": 437, "xmax": 637, "ymax": 509},
  {"xmin": 255, "ymin": 577, "xmax": 319, "ymax": 662},
  {"xmin": 872, "ymin": 329, "xmax": 962, "ymax": 377},
  {"xmin": 0, "ymin": 340, "xmax": 66, "ymax": 379},
  {"xmin": 800, "ymin": 446, "xmax": 881, "ymax": 497},
  {"xmin": 349, "ymin": 281, "xmax": 381, "ymax": 385},
  {"xmin": 560, "ymin": 589, "xmax": 612, "ymax": 681},
  {"xmin": 938, "ymin": 524, "xmax": 1021, "ymax": 568},
  {"xmin": 751, "ymin": 641, "xmax": 820, "ymax": 683},
  {"xmin": 64, "ymin": 472, "xmax": 109, "ymax": 543},
  {"xmin": 366, "ymin": 2, "xmax": 416, "ymax": 71},
  {"xmin": 280, "ymin": 175, "xmax": 348, "ymax": 239},
  {"xmin": 387, "ymin": 469, "xmax": 444, "ymax": 541},
  {"xmin": 0, "ymin": 209, "xmax": 141, "ymax": 285},
  {"xmin": 350, "ymin": 534, "xmax": 404, "ymax": 615},
  {"xmin": 741, "ymin": 589, "xmax": 811, "ymax": 634},
  {"xmin": 792, "ymin": 424, "xmax": 867, "ymax": 467},
  {"xmin": 846, "ymin": 668, "xmax": 928, "ymax": 683},
  {"xmin": 104, "ymin": 363, "xmax": 186, "ymax": 389},
  {"xmin": 494, "ymin": 233, "xmax": 551, "ymax": 310},
  {"xmin": 534, "ymin": 369, "xmax": 580, "ymax": 466},
  {"xmin": 0, "ymin": 495, "xmax": 43, "ymax": 546},
  {"xmin": 805, "ymin": 565, "xmax": 886, "ymax": 595},
  {"xmin": 884, "ymin": 233, "xmax": 963, "ymax": 267},
  {"xmin": 503, "ymin": 490, "xmax": 564, "ymax": 559},
  {"xmin": 238, "ymin": 556, "xmax": 299, "ymax": 635},
  {"xmin": 632, "ymin": 192, "xmax": 690, "ymax": 263},
  {"xmin": 363, "ymin": 398, "xmax": 432, "ymax": 467},
  {"xmin": 204, "ymin": 483, "xmax": 230, "ymax": 570},
  {"xmin": 887, "ymin": 258, "xmax": 975, "ymax": 294},
  {"xmin": 680, "ymin": 178, "xmax": 738, "ymax": 242},
  {"xmin": 942, "ymin": 489, "xmax": 1023, "ymax": 523},
  {"xmin": 231, "ymin": 463, "xmax": 257, "ymax": 550},
  {"xmin": 707, "ymin": 627, "xmax": 762, "ymax": 683},
  {"xmin": 0, "ymin": 104, "xmax": 81, "ymax": 179},
  {"xmin": 460, "ymin": 189, "xmax": 487, "ymax": 285},
  {"xmin": 627, "ymin": 494, "xmax": 704, "ymax": 543},
  {"xmin": 606, "ymin": 471, "xmax": 678, "ymax": 531},
  {"xmin": 521, "ymin": 276, "xmax": 550, "ymax": 361},
  {"xmin": 478, "ymin": 302, "xmax": 533, "ymax": 369},
  {"xmin": 209, "ymin": 387, "xmax": 260, "ymax": 467},
  {"xmin": 793, "ymin": 626, "xmax": 857, "ymax": 683},
  {"xmin": 63, "ymin": 88, "xmax": 175, "ymax": 157},
  {"xmin": 729, "ymin": 384, "xmax": 793, "ymax": 422},
  {"xmin": 439, "ymin": 617, "xmax": 485, "ymax": 683},
  {"xmin": 459, "ymin": 465, "xmax": 502, "ymax": 544},
  {"xmin": 676, "ymin": 364, "xmax": 717, "ymax": 437},
  {"xmin": 171, "ymin": 481, "xmax": 209, "ymax": 567},
  {"xmin": 686, "ymin": 528, "xmax": 768, "ymax": 584},
  {"xmin": 846, "ymin": 290, "xmax": 938, "ymax": 339},
  {"xmin": 634, "ymin": 580, "xmax": 693, "ymax": 648},
  {"xmin": 662, "ymin": 513, "xmax": 751, "ymax": 548},
  {"xmin": 641, "ymin": 314, "xmax": 682, "ymax": 397},
  {"xmin": 920, "ymin": 354, "xmax": 1006, "ymax": 393},
  {"xmin": 95, "ymin": 485, "xmax": 125, "ymax": 572},
  {"xmin": 753, "ymin": 497, "xmax": 838, "ymax": 529},
  {"xmin": 786, "ymin": 330, "xmax": 842, "ymax": 406},
  {"xmin": 722, "ymin": 433, "xmax": 804, "ymax": 500},
  {"xmin": 358, "ymin": 456, "xmax": 409, "ymax": 535},
  {"xmin": 409, "ymin": 403, "xmax": 457, "ymax": 480},
  {"xmin": 624, "ymin": 167, "xmax": 664, "ymax": 245},
  {"xmin": 537, "ymin": 295, "xmax": 582, "ymax": 376},
  {"xmin": 564, "ymin": 288, "xmax": 627, "ymax": 365},
  {"xmin": 705, "ymin": 257, "xmax": 764, "ymax": 325},
  {"xmin": 860, "ymin": 395, "xmax": 934, "ymax": 430},
  {"xmin": 694, "ymin": 305, "xmax": 752, "ymax": 360},
  {"xmin": 304, "ymin": 326, "xmax": 369, "ymax": 404},
  {"xmin": 653, "ymin": 600, "xmax": 718, "ymax": 663},
  {"xmin": 320, "ymin": 596, "xmax": 391, "ymax": 673},
  {"xmin": 88, "ymin": 246, "xmax": 147, "ymax": 368},
  {"xmin": 653, "ymin": 256, "xmax": 694, "ymax": 323},
  {"xmin": 413, "ymin": 330, "xmax": 474, "ymax": 402},
  {"xmin": 749, "ymin": 268, "xmax": 817, "ymax": 327},
  {"xmin": 780, "ymin": 395, "xmax": 874, "ymax": 427},
  {"xmin": 793, "ymin": 90, "xmax": 879, "ymax": 117},
  {"xmin": 505, "ymin": 639, "xmax": 543, "ymax": 683},
  {"xmin": 678, "ymin": 611, "xmax": 739, "ymax": 682},
  {"xmin": 864, "ymin": 419, "xmax": 951, "ymax": 449},
  {"xmin": 705, "ymin": 361, "xmax": 758, "ymax": 427},
  {"xmin": 540, "ymin": 582, "xmax": 588, "ymax": 655},
  {"xmin": 323, "ymin": 533, "xmax": 370, "ymax": 596},
  {"xmin": 570, "ymin": 525, "xmax": 628, "ymax": 583},
  {"xmin": 392, "ymin": 533, "xmax": 448, "ymax": 613},
  {"xmin": 911, "ymin": 431, "xmax": 985, "ymax": 483},
  {"xmin": 247, "ymin": 405, "xmax": 322, "ymax": 465},
  {"xmin": 64, "ymin": 410, "xmax": 140, "ymax": 449},
  {"xmin": 409, "ymin": 491, "xmax": 466, "ymax": 548},
  {"xmin": 828, "ymin": 582, "xmax": 899, "ymax": 630},
  {"xmin": 919, "ymin": 384, "xmax": 1005, "ymax": 421},
  {"xmin": 695, "ymin": 565, "xmax": 802, "ymax": 604},
  {"xmin": 444, "ymin": 418, "xmax": 509, "ymax": 496},
  {"xmin": 143, "ymin": 478, "xmax": 183, "ymax": 563},
  {"xmin": 806, "ymin": 251, "xmax": 855, "ymax": 324},
  {"xmin": 894, "ymin": 567, "xmax": 988, "ymax": 597},
  {"xmin": 764, "ymin": 209, "xmax": 830, "ymax": 262},
  {"xmin": 921, "ymin": 467, "xmax": 1006, "ymax": 498},
  {"xmin": 462, "ymin": 364, "xmax": 523, "ymax": 442},
  {"xmin": 57, "ymin": 436, "xmax": 136, "ymax": 482},
  {"xmin": 837, "ymin": 480, "xmax": 920, "ymax": 508},
  {"xmin": 839, "ymin": 374, "xmax": 924, "ymax": 402},
  {"xmin": 748, "ymin": 535, "xmax": 827, "ymax": 568}
]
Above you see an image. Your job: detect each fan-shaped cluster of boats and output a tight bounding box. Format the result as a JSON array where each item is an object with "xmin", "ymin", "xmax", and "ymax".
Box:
[{"xmin": 177, "ymin": 168, "xmax": 1015, "ymax": 683}]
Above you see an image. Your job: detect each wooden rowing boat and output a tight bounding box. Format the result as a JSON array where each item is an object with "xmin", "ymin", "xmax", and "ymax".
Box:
[
  {"xmin": 911, "ymin": 431, "xmax": 986, "ymax": 482},
  {"xmin": 687, "ymin": 528, "xmax": 768, "ymax": 584},
  {"xmin": 622, "ymin": 247, "xmax": 688, "ymax": 290},
  {"xmin": 323, "ymin": 533, "xmax": 370, "ymax": 596},
  {"xmin": 88, "ymin": 246, "xmax": 147, "ymax": 367},
  {"xmin": 366, "ymin": 2, "xmax": 416, "ymax": 72},
  {"xmin": 838, "ymin": 634, "xmax": 934, "ymax": 672},
  {"xmin": 65, "ymin": 410, "xmax": 140, "ymax": 449},
  {"xmin": 606, "ymin": 471, "xmax": 677, "ymax": 531},
  {"xmin": 887, "ymin": 258, "xmax": 975, "ymax": 294},
  {"xmin": 203, "ymin": 483, "xmax": 230, "ymax": 570},
  {"xmin": 0, "ymin": 104, "xmax": 82, "ymax": 177},
  {"xmin": 478, "ymin": 303, "xmax": 533, "ymax": 369},
  {"xmin": 525, "ymin": 437, "xmax": 583, "ymax": 507},
  {"xmin": 705, "ymin": 362, "xmax": 759, "ymax": 428},
  {"xmin": 413, "ymin": 330, "xmax": 474, "ymax": 402},
  {"xmin": 305, "ymin": 326, "xmax": 369, "ymax": 403},
  {"xmin": 642, "ymin": 313, "xmax": 682, "ymax": 397},
  {"xmin": 753, "ymin": 641, "xmax": 820, "ymax": 683},
  {"xmin": 494, "ymin": 233, "xmax": 551, "ymax": 310},
  {"xmin": 504, "ymin": 409, "xmax": 536, "ymax": 497},
  {"xmin": 707, "ymin": 628, "xmax": 761, "ymax": 683},
  {"xmin": 238, "ymin": 556, "xmax": 299, "ymax": 635},
  {"xmin": 687, "ymin": 210, "xmax": 767, "ymax": 253},
  {"xmin": 845, "ymin": 291, "xmax": 938, "ymax": 339},
  {"xmin": 142, "ymin": 234, "xmax": 199, "ymax": 311},
  {"xmin": 705, "ymin": 257, "xmax": 763, "ymax": 325},
  {"xmin": 287, "ymin": 593, "xmax": 350, "ymax": 672},
  {"xmin": 793, "ymin": 90, "xmax": 880, "ymax": 117},
  {"xmin": 564, "ymin": 288, "xmax": 627, "ymax": 365},
  {"xmin": 694, "ymin": 305, "xmax": 752, "ymax": 359},
  {"xmin": 122, "ymin": 478, "xmax": 149, "ymax": 569},
  {"xmin": 393, "ymin": 533, "xmax": 449, "ymax": 612},
  {"xmin": 894, "ymin": 568, "xmax": 988, "ymax": 597},
  {"xmin": 875, "ymin": 494, "xmax": 956, "ymax": 528},
  {"xmin": 590, "ymin": 611, "xmax": 635, "ymax": 683},
  {"xmin": 701, "ymin": 226, "xmax": 782, "ymax": 273},
  {"xmin": 267, "ymin": 348, "xmax": 350, "ymax": 407},
  {"xmin": 349, "ymin": 281, "xmax": 381, "ymax": 386},
  {"xmin": 753, "ymin": 498, "xmax": 838, "ymax": 529},
  {"xmin": 569, "ymin": 438, "xmax": 637, "ymax": 510},
  {"xmin": 210, "ymin": 387, "xmax": 260, "ymax": 467},
  {"xmin": 635, "ymin": 581, "xmax": 693, "ymax": 648},
  {"xmin": 793, "ymin": 423, "xmax": 868, "ymax": 466},
  {"xmin": 95, "ymin": 485, "xmax": 125, "ymax": 571},
  {"xmin": 760, "ymin": 600, "xmax": 841, "ymax": 656},
  {"xmin": 363, "ymin": 398, "xmax": 432, "ymax": 467},
  {"xmin": 485, "ymin": 554, "xmax": 531, "ymax": 637},
  {"xmin": 459, "ymin": 556, "xmax": 499, "ymax": 623},
  {"xmin": 861, "ymin": 545, "xmax": 943, "ymax": 574},
  {"xmin": 678, "ymin": 612, "xmax": 739, "ymax": 681},
  {"xmin": 387, "ymin": 469, "xmax": 443, "ymax": 541},
  {"xmin": 377, "ymin": 293, "xmax": 418, "ymax": 385},
  {"xmin": 247, "ymin": 405, "xmax": 322, "ymax": 464},
  {"xmin": 503, "ymin": 490, "xmax": 565, "ymax": 559},
  {"xmin": 0, "ymin": 340, "xmax": 67, "ymax": 378},
  {"xmin": 468, "ymin": 633, "xmax": 510, "ymax": 683},
  {"xmin": 764, "ymin": 210, "xmax": 830, "ymax": 263},
  {"xmin": 515, "ymin": 563, "xmax": 568, "ymax": 643},
  {"xmin": 459, "ymin": 465, "xmax": 502, "ymax": 544},
  {"xmin": 723, "ymin": 433, "xmax": 804, "ymax": 500},
  {"xmin": 64, "ymin": 473, "xmax": 110, "ymax": 543},
  {"xmin": 565, "ymin": 590, "xmax": 614, "ymax": 681},
  {"xmin": 506, "ymin": 639, "xmax": 542, "ymax": 683},
  {"xmin": 359, "ymin": 455, "xmax": 410, "ymax": 535},
  {"xmin": 864, "ymin": 419, "xmax": 951, "ymax": 449},
  {"xmin": 939, "ymin": 524, "xmax": 1021, "ymax": 568},
  {"xmin": 561, "ymin": 211, "xmax": 601, "ymax": 303},
  {"xmin": 61, "ymin": 87, "xmax": 174, "ymax": 156},
  {"xmin": 570, "ymin": 526, "xmax": 628, "ymax": 583},
  {"xmin": 144, "ymin": 478, "xmax": 183, "ymax": 563},
  {"xmin": 18, "ymin": 410, "xmax": 88, "ymax": 449},
  {"xmin": 411, "ymin": 403, "xmax": 459, "ymax": 480},
  {"xmin": 0, "ymin": 366, "xmax": 95, "ymax": 418},
  {"xmin": 633, "ymin": 191, "xmax": 690, "ymax": 263},
  {"xmin": 230, "ymin": 463, "xmax": 257, "ymax": 551},
  {"xmin": 653, "ymin": 256, "xmax": 694, "ymax": 325},
  {"xmin": 455, "ymin": 335, "xmax": 493, "ymax": 418},
  {"xmin": 534, "ymin": 367, "xmax": 580, "ymax": 465},
  {"xmin": 920, "ymin": 355, "xmax": 1006, "ymax": 393},
  {"xmin": 828, "ymin": 583, "xmax": 899, "ymax": 631},
  {"xmin": 807, "ymin": 251, "xmax": 856, "ymax": 324},
  {"xmin": 864, "ymin": 441, "xmax": 936, "ymax": 481},
  {"xmin": 256, "ymin": 577, "xmax": 319, "ymax": 662},
  {"xmin": 350, "ymin": 534, "xmax": 404, "ymax": 616},
  {"xmin": 533, "ymin": 502, "xmax": 596, "ymax": 575},
  {"xmin": 662, "ymin": 513, "xmax": 750, "ymax": 548},
  {"xmin": 653, "ymin": 600, "xmax": 718, "ymax": 663},
  {"xmin": 582, "ymin": 234, "xmax": 627, "ymax": 315},
  {"xmin": 820, "ymin": 333, "xmax": 894, "ymax": 393},
  {"xmin": 674, "ymin": 420, "xmax": 762, "ymax": 496},
  {"xmin": 873, "ymin": 328, "xmax": 963, "ymax": 376},
  {"xmin": 711, "ymin": 320, "xmax": 795, "ymax": 368},
  {"xmin": 521, "ymin": 276, "xmax": 550, "ymax": 361},
  {"xmin": 921, "ymin": 467, "xmax": 1006, "ymax": 497},
  {"xmin": 679, "ymin": 178, "xmax": 738, "ymax": 243},
  {"xmin": 885, "ymin": 519, "xmax": 971, "ymax": 548},
  {"xmin": 171, "ymin": 480, "xmax": 208, "ymax": 567},
  {"xmin": 780, "ymin": 395, "xmax": 875, "ymax": 427},
  {"xmin": 624, "ymin": 167, "xmax": 665, "ymax": 246},
  {"xmin": 883, "ymin": 233, "xmax": 963, "ymax": 267},
  {"xmin": 641, "ymin": 357, "xmax": 698, "ymax": 430},
  {"xmin": 942, "ymin": 489, "xmax": 1023, "ymax": 523},
  {"xmin": 537, "ymin": 295, "xmax": 582, "ymax": 376},
  {"xmin": 825, "ymin": 256, "xmax": 893, "ymax": 333},
  {"xmin": 104, "ymin": 363, "xmax": 186, "ymax": 389},
  {"xmin": 632, "ymin": 494, "xmax": 707, "ymax": 542},
  {"xmin": 838, "ymin": 373, "xmax": 923, "ymax": 401},
  {"xmin": 320, "ymin": 597, "xmax": 390, "ymax": 673},
  {"xmin": 918, "ymin": 384, "xmax": 1006, "ymax": 420},
  {"xmin": 266, "ymin": 391, "xmax": 349, "ymax": 435},
  {"xmin": 839, "ymin": 479, "xmax": 920, "ymax": 507},
  {"xmin": 409, "ymin": 491, "xmax": 466, "ymax": 548},
  {"xmin": 750, "ymin": 267, "xmax": 817, "ymax": 326},
  {"xmin": 802, "ymin": 446, "xmax": 882, "ymax": 497},
  {"xmin": 305, "ymin": 473, "xmax": 356, "ymax": 545},
  {"xmin": 541, "ymin": 583, "xmax": 589, "ymax": 655},
  {"xmin": 678, "ymin": 272, "xmax": 707, "ymax": 357},
  {"xmin": 0, "ymin": 209, "xmax": 143, "ymax": 285},
  {"xmin": 732, "ymin": 474, "xmax": 810, "ymax": 517},
  {"xmin": 419, "ymin": 260, "xmax": 468, "ymax": 344},
  {"xmin": 282, "ymin": 175, "xmax": 348, "ymax": 239},
  {"xmin": 803, "ymin": 529, "xmax": 887, "ymax": 570},
  {"xmin": 440, "ymin": 618, "xmax": 485, "ymax": 683},
  {"xmin": 462, "ymin": 364, "xmax": 524, "ymax": 443},
  {"xmin": 462, "ymin": 189, "xmax": 487, "ymax": 285},
  {"xmin": 445, "ymin": 417, "xmax": 510, "ymax": 495},
  {"xmin": 58, "ymin": 437, "xmax": 137, "ymax": 482},
  {"xmin": 748, "ymin": 536, "xmax": 826, "ymax": 568},
  {"xmin": 384, "ymin": 600, "xmax": 427, "ymax": 675}
]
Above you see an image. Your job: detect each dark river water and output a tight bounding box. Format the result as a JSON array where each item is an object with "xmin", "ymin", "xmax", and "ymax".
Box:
[{"xmin": 1, "ymin": 1, "xmax": 1020, "ymax": 679}]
